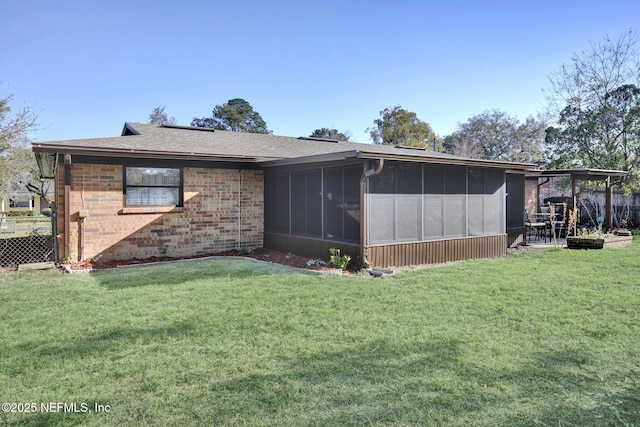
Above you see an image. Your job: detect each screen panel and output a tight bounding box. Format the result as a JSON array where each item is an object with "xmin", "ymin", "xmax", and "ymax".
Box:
[
  {"xmin": 424, "ymin": 164, "xmax": 444, "ymax": 194},
  {"xmin": 484, "ymin": 169, "xmax": 504, "ymax": 234},
  {"xmin": 306, "ymin": 170, "xmax": 322, "ymax": 237},
  {"xmin": 343, "ymin": 166, "xmax": 361, "ymax": 242},
  {"xmin": 264, "ymin": 174, "xmax": 277, "ymax": 232},
  {"xmin": 275, "ymin": 173, "xmax": 290, "ymax": 233},
  {"xmin": 370, "ymin": 165, "xmax": 395, "ymax": 194},
  {"xmin": 396, "ymin": 162, "xmax": 422, "ymax": 194},
  {"xmin": 369, "ymin": 194, "xmax": 395, "ymax": 244},
  {"xmin": 291, "ymin": 172, "xmax": 307, "ymax": 235},
  {"xmin": 423, "ymin": 195, "xmax": 444, "ymax": 239},
  {"xmin": 444, "ymin": 195, "xmax": 466, "ymax": 237},
  {"xmin": 467, "ymin": 168, "xmax": 485, "ymax": 235},
  {"xmin": 467, "ymin": 194, "xmax": 484, "ymax": 235},
  {"xmin": 396, "ymin": 194, "xmax": 422, "ymax": 241},
  {"xmin": 506, "ymin": 174, "xmax": 525, "ymax": 228},
  {"xmin": 445, "ymin": 166, "xmax": 466, "ymax": 194},
  {"xmin": 323, "ymin": 168, "xmax": 344, "ymax": 240}
]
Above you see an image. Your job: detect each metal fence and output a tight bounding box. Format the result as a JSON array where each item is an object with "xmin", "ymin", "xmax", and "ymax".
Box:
[{"xmin": 0, "ymin": 215, "xmax": 55, "ymax": 268}]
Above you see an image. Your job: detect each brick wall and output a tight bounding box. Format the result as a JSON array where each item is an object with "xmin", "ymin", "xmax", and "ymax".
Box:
[
  {"xmin": 525, "ymin": 178, "xmax": 538, "ymax": 217},
  {"xmin": 56, "ymin": 162, "xmax": 263, "ymax": 263}
]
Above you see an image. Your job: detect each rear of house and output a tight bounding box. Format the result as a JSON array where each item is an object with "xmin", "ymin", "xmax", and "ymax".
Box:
[{"xmin": 33, "ymin": 123, "xmax": 534, "ymax": 268}]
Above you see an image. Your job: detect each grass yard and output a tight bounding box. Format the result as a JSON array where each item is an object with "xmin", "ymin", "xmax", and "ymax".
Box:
[
  {"xmin": 0, "ymin": 217, "xmax": 52, "ymax": 239},
  {"xmin": 1, "ymin": 244, "xmax": 639, "ymax": 426}
]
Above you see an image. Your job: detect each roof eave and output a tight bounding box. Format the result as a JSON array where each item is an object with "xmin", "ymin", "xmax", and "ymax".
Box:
[
  {"xmin": 259, "ymin": 150, "xmax": 360, "ymax": 167},
  {"xmin": 539, "ymin": 168, "xmax": 628, "ymax": 178},
  {"xmin": 32, "ymin": 143, "xmax": 264, "ymax": 163},
  {"xmin": 357, "ymin": 150, "xmax": 536, "ymax": 171}
]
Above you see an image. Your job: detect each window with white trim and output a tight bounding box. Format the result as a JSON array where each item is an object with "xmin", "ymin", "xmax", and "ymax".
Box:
[{"xmin": 9, "ymin": 197, "xmax": 33, "ymax": 208}]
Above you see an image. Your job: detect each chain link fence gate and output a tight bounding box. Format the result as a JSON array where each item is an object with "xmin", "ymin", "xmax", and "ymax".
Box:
[{"xmin": 0, "ymin": 214, "xmax": 55, "ymax": 269}]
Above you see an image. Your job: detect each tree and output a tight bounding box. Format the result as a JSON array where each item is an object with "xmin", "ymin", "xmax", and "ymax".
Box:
[
  {"xmin": 448, "ymin": 110, "xmax": 546, "ymax": 162},
  {"xmin": 444, "ymin": 133, "xmax": 484, "ymax": 159},
  {"xmin": 546, "ymin": 31, "xmax": 640, "ymax": 115},
  {"xmin": 4, "ymin": 147, "xmax": 50, "ymax": 199},
  {"xmin": 0, "ymin": 90, "xmax": 37, "ymax": 152},
  {"xmin": 309, "ymin": 128, "xmax": 351, "ymax": 141},
  {"xmin": 191, "ymin": 98, "xmax": 271, "ymax": 134},
  {"xmin": 367, "ymin": 106, "xmax": 435, "ymax": 147},
  {"xmin": 545, "ymin": 84, "xmax": 640, "ymax": 185},
  {"xmin": 148, "ymin": 106, "xmax": 177, "ymax": 125},
  {"xmin": 545, "ymin": 31, "xmax": 640, "ymax": 188},
  {"xmin": 0, "ymin": 88, "xmax": 40, "ymax": 208}
]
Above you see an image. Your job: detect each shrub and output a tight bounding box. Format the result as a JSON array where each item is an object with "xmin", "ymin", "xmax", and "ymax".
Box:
[
  {"xmin": 5, "ymin": 210, "xmax": 34, "ymax": 217},
  {"xmin": 41, "ymin": 208, "xmax": 53, "ymax": 217},
  {"xmin": 328, "ymin": 248, "xmax": 351, "ymax": 270}
]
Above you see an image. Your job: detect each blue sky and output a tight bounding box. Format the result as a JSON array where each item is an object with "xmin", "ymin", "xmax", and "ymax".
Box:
[{"xmin": 2, "ymin": 0, "xmax": 639, "ymax": 144}]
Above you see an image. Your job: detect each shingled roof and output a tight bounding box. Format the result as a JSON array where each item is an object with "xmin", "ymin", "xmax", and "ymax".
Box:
[{"xmin": 32, "ymin": 122, "xmax": 537, "ymax": 170}]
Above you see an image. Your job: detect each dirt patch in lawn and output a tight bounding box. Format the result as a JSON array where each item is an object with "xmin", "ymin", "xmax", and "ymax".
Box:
[{"xmin": 69, "ymin": 247, "xmax": 358, "ymax": 274}]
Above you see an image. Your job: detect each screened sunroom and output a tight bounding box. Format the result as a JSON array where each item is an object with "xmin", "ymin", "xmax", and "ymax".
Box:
[
  {"xmin": 367, "ymin": 161, "xmax": 506, "ymax": 244},
  {"xmin": 263, "ymin": 157, "xmax": 527, "ymax": 268}
]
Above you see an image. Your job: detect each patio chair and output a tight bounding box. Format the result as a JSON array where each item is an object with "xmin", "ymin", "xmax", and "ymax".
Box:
[{"xmin": 525, "ymin": 209, "xmax": 547, "ymax": 243}]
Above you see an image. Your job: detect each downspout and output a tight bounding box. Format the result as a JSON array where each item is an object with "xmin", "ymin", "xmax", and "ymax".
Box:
[
  {"xmin": 605, "ymin": 175, "xmax": 612, "ymax": 231},
  {"xmin": 360, "ymin": 158, "xmax": 384, "ymax": 268},
  {"xmin": 52, "ymin": 208, "xmax": 58, "ymax": 263},
  {"xmin": 537, "ymin": 177, "xmax": 550, "ymax": 212},
  {"xmin": 63, "ymin": 154, "xmax": 72, "ymax": 261},
  {"xmin": 238, "ymin": 170, "xmax": 242, "ymax": 250}
]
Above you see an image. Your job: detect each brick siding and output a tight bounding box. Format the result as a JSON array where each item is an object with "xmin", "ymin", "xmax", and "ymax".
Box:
[
  {"xmin": 525, "ymin": 178, "xmax": 538, "ymax": 217},
  {"xmin": 56, "ymin": 163, "xmax": 263, "ymax": 262}
]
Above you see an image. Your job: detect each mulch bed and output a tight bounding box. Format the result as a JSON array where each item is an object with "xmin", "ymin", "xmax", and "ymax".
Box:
[{"xmin": 69, "ymin": 247, "xmax": 358, "ymax": 274}]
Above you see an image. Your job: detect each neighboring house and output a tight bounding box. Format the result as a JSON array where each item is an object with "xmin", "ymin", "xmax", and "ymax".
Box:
[
  {"xmin": 33, "ymin": 122, "xmax": 535, "ymax": 267},
  {"xmin": 1, "ymin": 192, "xmax": 49, "ymax": 215}
]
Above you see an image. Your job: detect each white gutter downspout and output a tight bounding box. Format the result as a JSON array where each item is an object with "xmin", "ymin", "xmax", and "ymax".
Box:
[{"xmin": 360, "ymin": 158, "xmax": 384, "ymax": 268}]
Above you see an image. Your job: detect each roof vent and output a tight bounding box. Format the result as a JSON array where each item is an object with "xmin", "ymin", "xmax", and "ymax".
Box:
[
  {"xmin": 297, "ymin": 136, "xmax": 339, "ymax": 143},
  {"xmin": 161, "ymin": 124, "xmax": 216, "ymax": 132}
]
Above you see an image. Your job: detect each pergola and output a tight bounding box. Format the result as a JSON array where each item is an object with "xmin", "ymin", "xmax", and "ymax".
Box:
[{"xmin": 534, "ymin": 168, "xmax": 628, "ymax": 231}]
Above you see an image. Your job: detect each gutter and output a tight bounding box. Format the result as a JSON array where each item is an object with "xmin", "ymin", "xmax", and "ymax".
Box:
[
  {"xmin": 258, "ymin": 150, "xmax": 360, "ymax": 167},
  {"xmin": 33, "ymin": 144, "xmax": 263, "ymax": 163},
  {"xmin": 359, "ymin": 158, "xmax": 384, "ymax": 268},
  {"xmin": 357, "ymin": 151, "xmax": 536, "ymax": 171}
]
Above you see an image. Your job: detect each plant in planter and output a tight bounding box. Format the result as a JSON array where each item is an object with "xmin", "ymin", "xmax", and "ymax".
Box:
[
  {"xmin": 567, "ymin": 222, "xmax": 632, "ymax": 249},
  {"xmin": 614, "ymin": 219, "xmax": 632, "ymax": 236},
  {"xmin": 566, "ymin": 221, "xmax": 603, "ymax": 249}
]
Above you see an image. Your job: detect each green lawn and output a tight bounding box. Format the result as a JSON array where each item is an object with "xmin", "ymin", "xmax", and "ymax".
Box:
[
  {"xmin": 1, "ymin": 244, "xmax": 639, "ymax": 426},
  {"xmin": 0, "ymin": 217, "xmax": 52, "ymax": 238}
]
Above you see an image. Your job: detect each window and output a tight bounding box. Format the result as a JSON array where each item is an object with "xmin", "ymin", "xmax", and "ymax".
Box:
[
  {"xmin": 9, "ymin": 198, "xmax": 32, "ymax": 208},
  {"xmin": 124, "ymin": 167, "xmax": 182, "ymax": 206}
]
